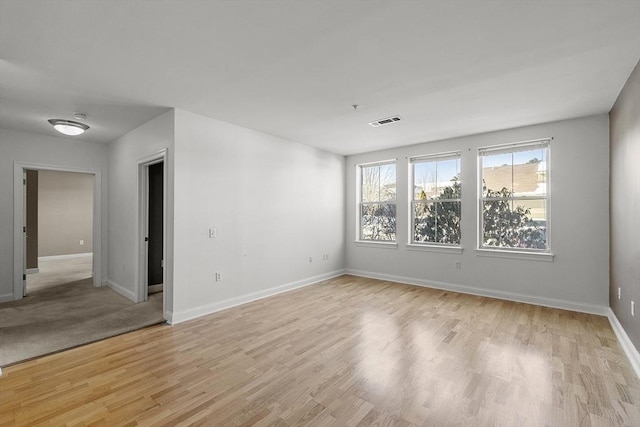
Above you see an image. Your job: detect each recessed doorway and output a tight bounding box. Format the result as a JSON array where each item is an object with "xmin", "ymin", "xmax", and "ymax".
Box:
[
  {"xmin": 137, "ymin": 149, "xmax": 167, "ymax": 305},
  {"xmin": 25, "ymin": 169, "xmax": 94, "ymax": 294},
  {"xmin": 147, "ymin": 161, "xmax": 164, "ymax": 295},
  {"xmin": 13, "ymin": 163, "xmax": 102, "ymax": 300}
]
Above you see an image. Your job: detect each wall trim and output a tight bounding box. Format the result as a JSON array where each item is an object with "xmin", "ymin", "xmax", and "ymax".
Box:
[
  {"xmin": 106, "ymin": 279, "xmax": 136, "ymax": 302},
  {"xmin": 606, "ymin": 308, "xmax": 640, "ymax": 378},
  {"xmin": 38, "ymin": 252, "xmax": 93, "ymax": 261},
  {"xmin": 0, "ymin": 293, "xmax": 15, "ymax": 303},
  {"xmin": 345, "ymin": 269, "xmax": 609, "ymax": 316},
  {"xmin": 168, "ymin": 269, "xmax": 345, "ymax": 324}
]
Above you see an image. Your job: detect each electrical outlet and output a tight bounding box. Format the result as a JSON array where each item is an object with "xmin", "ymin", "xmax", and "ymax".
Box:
[
  {"xmin": 323, "ymin": 253, "xmax": 329, "ymax": 261},
  {"xmin": 618, "ymin": 287, "xmax": 621, "ymax": 300},
  {"xmin": 80, "ymin": 239, "xmax": 84, "ymax": 245},
  {"xmin": 209, "ymin": 228, "xmax": 217, "ymax": 238},
  {"xmin": 215, "ymin": 272, "xmax": 221, "ymax": 282},
  {"xmin": 455, "ymin": 261, "xmax": 461, "ymax": 269},
  {"xmin": 308, "ymin": 257, "xmax": 313, "ymax": 263}
]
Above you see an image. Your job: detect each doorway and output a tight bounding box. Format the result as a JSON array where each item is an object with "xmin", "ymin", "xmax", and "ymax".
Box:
[
  {"xmin": 138, "ymin": 150, "xmax": 167, "ymax": 304},
  {"xmin": 147, "ymin": 161, "xmax": 164, "ymax": 295},
  {"xmin": 25, "ymin": 170, "xmax": 94, "ymax": 294},
  {"xmin": 13, "ymin": 163, "xmax": 102, "ymax": 301}
]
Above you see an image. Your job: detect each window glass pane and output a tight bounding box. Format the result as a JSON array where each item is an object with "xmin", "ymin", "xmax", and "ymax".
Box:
[
  {"xmin": 438, "ymin": 170, "xmax": 461, "ymax": 201},
  {"xmin": 379, "ymin": 163, "xmax": 396, "ymax": 202},
  {"xmin": 413, "ymin": 201, "xmax": 461, "ymax": 244},
  {"xmin": 361, "ymin": 165, "xmax": 380, "ymax": 202},
  {"xmin": 482, "ymin": 199, "xmax": 547, "ymax": 249},
  {"xmin": 519, "ymin": 198, "xmax": 547, "ymax": 229},
  {"xmin": 413, "ymin": 162, "xmax": 437, "ymax": 200},
  {"xmin": 482, "ymin": 152, "xmax": 512, "ymax": 168},
  {"xmin": 413, "ymin": 202, "xmax": 432, "ymax": 242},
  {"xmin": 437, "ymin": 158, "xmax": 460, "ymax": 196},
  {"xmin": 512, "ymin": 148, "xmax": 547, "ymax": 197},
  {"xmin": 482, "ymin": 152, "xmax": 513, "ymax": 194},
  {"xmin": 361, "ymin": 203, "xmax": 396, "ymax": 241}
]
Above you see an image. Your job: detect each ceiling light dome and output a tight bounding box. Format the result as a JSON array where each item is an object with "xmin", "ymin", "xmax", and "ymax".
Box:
[{"xmin": 48, "ymin": 119, "xmax": 89, "ymax": 136}]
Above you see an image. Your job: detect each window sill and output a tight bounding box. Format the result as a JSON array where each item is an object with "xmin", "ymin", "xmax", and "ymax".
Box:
[
  {"xmin": 354, "ymin": 241, "xmax": 398, "ymax": 249},
  {"xmin": 475, "ymin": 249, "xmax": 554, "ymax": 262},
  {"xmin": 406, "ymin": 244, "xmax": 463, "ymax": 254}
]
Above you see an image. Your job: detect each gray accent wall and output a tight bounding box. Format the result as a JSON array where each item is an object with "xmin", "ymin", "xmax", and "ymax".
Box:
[{"xmin": 610, "ymin": 60, "xmax": 640, "ymax": 352}]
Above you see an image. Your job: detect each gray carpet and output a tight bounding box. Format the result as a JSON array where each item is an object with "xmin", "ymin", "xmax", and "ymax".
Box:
[{"xmin": 0, "ymin": 278, "xmax": 164, "ymax": 367}]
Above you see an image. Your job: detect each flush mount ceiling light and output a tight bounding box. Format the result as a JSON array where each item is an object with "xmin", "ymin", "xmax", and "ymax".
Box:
[{"xmin": 47, "ymin": 119, "xmax": 89, "ymax": 136}]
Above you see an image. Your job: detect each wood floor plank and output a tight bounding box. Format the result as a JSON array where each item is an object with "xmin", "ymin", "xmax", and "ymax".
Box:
[{"xmin": 1, "ymin": 275, "xmax": 638, "ymax": 426}]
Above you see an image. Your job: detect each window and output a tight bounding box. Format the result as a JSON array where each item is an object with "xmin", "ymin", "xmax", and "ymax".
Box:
[
  {"xmin": 479, "ymin": 139, "xmax": 550, "ymax": 251},
  {"xmin": 359, "ymin": 161, "xmax": 396, "ymax": 241},
  {"xmin": 411, "ymin": 153, "xmax": 461, "ymax": 245}
]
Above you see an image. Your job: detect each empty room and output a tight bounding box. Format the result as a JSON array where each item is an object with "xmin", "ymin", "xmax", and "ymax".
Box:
[{"xmin": 0, "ymin": 1, "xmax": 639, "ymax": 426}]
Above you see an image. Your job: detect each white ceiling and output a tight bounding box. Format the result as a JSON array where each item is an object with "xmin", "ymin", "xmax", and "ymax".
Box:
[{"xmin": 1, "ymin": 1, "xmax": 638, "ymax": 155}]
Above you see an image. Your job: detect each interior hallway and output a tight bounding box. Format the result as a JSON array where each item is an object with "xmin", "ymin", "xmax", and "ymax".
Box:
[{"xmin": 27, "ymin": 255, "xmax": 93, "ymax": 292}]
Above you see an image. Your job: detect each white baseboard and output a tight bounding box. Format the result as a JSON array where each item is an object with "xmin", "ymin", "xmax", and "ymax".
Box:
[
  {"xmin": 345, "ymin": 269, "xmax": 609, "ymax": 316},
  {"xmin": 39, "ymin": 252, "xmax": 93, "ymax": 261},
  {"xmin": 606, "ymin": 308, "xmax": 640, "ymax": 378},
  {"xmin": 26, "ymin": 268, "xmax": 39, "ymax": 274},
  {"xmin": 0, "ymin": 293, "xmax": 15, "ymax": 303},
  {"xmin": 148, "ymin": 284, "xmax": 163, "ymax": 294},
  {"xmin": 105, "ymin": 279, "xmax": 136, "ymax": 302},
  {"xmin": 167, "ymin": 269, "xmax": 345, "ymax": 325}
]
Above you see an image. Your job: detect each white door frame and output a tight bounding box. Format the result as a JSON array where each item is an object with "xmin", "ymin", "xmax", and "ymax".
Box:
[
  {"xmin": 137, "ymin": 149, "xmax": 167, "ymax": 305},
  {"xmin": 13, "ymin": 162, "xmax": 102, "ymax": 300}
]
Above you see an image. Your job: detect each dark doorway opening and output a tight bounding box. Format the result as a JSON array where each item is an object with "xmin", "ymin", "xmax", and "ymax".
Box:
[{"xmin": 147, "ymin": 162, "xmax": 164, "ymax": 294}]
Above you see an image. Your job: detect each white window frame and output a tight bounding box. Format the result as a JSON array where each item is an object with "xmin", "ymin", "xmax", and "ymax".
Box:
[
  {"xmin": 409, "ymin": 152, "xmax": 462, "ymax": 249},
  {"xmin": 356, "ymin": 160, "xmax": 397, "ymax": 243},
  {"xmin": 477, "ymin": 138, "xmax": 552, "ymax": 258}
]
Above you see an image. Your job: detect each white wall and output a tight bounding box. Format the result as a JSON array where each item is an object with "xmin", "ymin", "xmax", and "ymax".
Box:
[
  {"xmin": 345, "ymin": 115, "xmax": 610, "ymax": 312},
  {"xmin": 0, "ymin": 128, "xmax": 108, "ymax": 301},
  {"xmin": 171, "ymin": 109, "xmax": 345, "ymax": 321},
  {"xmin": 38, "ymin": 170, "xmax": 94, "ymax": 257},
  {"xmin": 108, "ymin": 110, "xmax": 174, "ymax": 314}
]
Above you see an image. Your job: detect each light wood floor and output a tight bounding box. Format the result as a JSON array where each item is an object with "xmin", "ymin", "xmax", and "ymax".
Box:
[{"xmin": 1, "ymin": 275, "xmax": 638, "ymax": 426}]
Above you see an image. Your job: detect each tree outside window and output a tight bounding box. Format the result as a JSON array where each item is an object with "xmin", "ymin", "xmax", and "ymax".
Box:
[
  {"xmin": 411, "ymin": 154, "xmax": 461, "ymax": 245},
  {"xmin": 359, "ymin": 162, "xmax": 396, "ymax": 241},
  {"xmin": 479, "ymin": 140, "xmax": 549, "ymax": 250}
]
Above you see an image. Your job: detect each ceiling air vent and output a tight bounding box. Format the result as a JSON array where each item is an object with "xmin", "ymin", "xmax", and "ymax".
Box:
[{"xmin": 369, "ymin": 115, "xmax": 402, "ymax": 127}]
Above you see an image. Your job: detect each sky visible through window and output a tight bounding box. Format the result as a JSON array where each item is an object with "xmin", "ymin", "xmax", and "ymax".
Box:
[
  {"xmin": 414, "ymin": 158, "xmax": 460, "ymax": 197},
  {"xmin": 482, "ymin": 148, "xmax": 546, "ymax": 168},
  {"xmin": 410, "ymin": 148, "xmax": 545, "ymax": 197}
]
